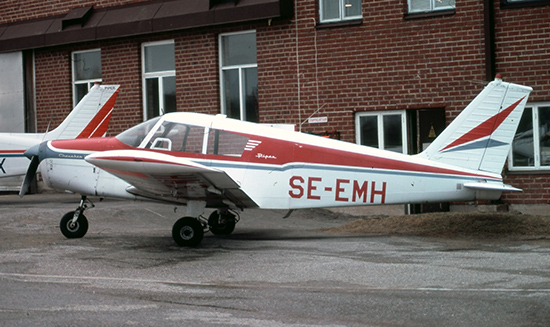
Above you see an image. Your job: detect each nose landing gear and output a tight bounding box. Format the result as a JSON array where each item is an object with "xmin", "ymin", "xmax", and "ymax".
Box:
[{"xmin": 59, "ymin": 196, "xmax": 93, "ymax": 239}]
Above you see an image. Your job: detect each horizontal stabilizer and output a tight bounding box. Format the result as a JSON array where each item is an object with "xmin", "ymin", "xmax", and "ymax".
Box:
[{"xmin": 463, "ymin": 182, "xmax": 522, "ymax": 192}]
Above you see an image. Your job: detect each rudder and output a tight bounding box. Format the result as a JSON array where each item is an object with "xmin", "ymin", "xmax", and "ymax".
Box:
[
  {"xmin": 418, "ymin": 77, "xmax": 532, "ymax": 175},
  {"xmin": 46, "ymin": 84, "xmax": 120, "ymax": 140}
]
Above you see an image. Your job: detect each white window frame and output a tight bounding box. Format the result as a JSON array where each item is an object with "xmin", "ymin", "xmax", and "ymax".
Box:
[
  {"xmin": 142, "ymin": 40, "xmax": 176, "ymax": 120},
  {"xmin": 508, "ymin": 103, "xmax": 550, "ymax": 171},
  {"xmin": 408, "ymin": 0, "xmax": 455, "ymax": 14},
  {"xmin": 319, "ymin": 0, "xmax": 362, "ymax": 23},
  {"xmin": 72, "ymin": 49, "xmax": 102, "ymax": 107},
  {"xmin": 355, "ymin": 111, "xmax": 408, "ymax": 154},
  {"xmin": 219, "ymin": 30, "xmax": 257, "ymax": 121}
]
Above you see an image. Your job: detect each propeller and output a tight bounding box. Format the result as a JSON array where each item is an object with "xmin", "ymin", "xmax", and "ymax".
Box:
[{"xmin": 19, "ymin": 143, "xmax": 45, "ymax": 197}]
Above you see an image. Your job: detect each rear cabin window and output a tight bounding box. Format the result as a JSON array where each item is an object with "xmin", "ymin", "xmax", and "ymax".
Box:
[{"xmin": 207, "ymin": 129, "xmax": 250, "ymax": 157}]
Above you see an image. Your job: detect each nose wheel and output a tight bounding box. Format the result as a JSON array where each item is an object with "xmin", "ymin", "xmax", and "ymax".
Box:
[
  {"xmin": 60, "ymin": 211, "xmax": 88, "ymax": 238},
  {"xmin": 59, "ymin": 195, "xmax": 92, "ymax": 239}
]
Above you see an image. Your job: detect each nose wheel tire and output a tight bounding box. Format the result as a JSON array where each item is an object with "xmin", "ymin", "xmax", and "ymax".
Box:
[
  {"xmin": 60, "ymin": 211, "xmax": 89, "ymax": 239},
  {"xmin": 172, "ymin": 217, "xmax": 204, "ymax": 247}
]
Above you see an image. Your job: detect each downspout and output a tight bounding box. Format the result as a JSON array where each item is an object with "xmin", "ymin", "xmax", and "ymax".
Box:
[{"xmin": 483, "ymin": 0, "xmax": 496, "ymax": 81}]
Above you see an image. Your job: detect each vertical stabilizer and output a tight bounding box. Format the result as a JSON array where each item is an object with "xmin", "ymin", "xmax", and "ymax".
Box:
[
  {"xmin": 418, "ymin": 77, "xmax": 532, "ymax": 174},
  {"xmin": 45, "ymin": 84, "xmax": 120, "ymax": 140}
]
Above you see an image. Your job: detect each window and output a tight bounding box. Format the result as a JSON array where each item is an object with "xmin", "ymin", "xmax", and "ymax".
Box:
[
  {"xmin": 72, "ymin": 49, "xmax": 101, "ymax": 106},
  {"xmin": 207, "ymin": 129, "xmax": 250, "ymax": 157},
  {"xmin": 142, "ymin": 40, "xmax": 176, "ymax": 120},
  {"xmin": 355, "ymin": 111, "xmax": 407, "ymax": 154},
  {"xmin": 320, "ymin": 0, "xmax": 362, "ymax": 23},
  {"xmin": 408, "ymin": 0, "xmax": 455, "ymax": 14},
  {"xmin": 147, "ymin": 121, "xmax": 206, "ymax": 153},
  {"xmin": 116, "ymin": 117, "xmax": 161, "ymax": 147},
  {"xmin": 501, "ymin": 0, "xmax": 550, "ymax": 8},
  {"xmin": 509, "ymin": 104, "xmax": 550, "ymax": 171},
  {"xmin": 219, "ymin": 31, "xmax": 258, "ymax": 123}
]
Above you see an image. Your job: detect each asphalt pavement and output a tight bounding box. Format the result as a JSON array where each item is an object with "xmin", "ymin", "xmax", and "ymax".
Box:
[{"xmin": 1, "ymin": 193, "xmax": 549, "ymax": 326}]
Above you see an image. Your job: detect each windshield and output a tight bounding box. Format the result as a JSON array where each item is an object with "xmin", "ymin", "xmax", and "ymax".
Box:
[{"xmin": 116, "ymin": 117, "xmax": 161, "ymax": 147}]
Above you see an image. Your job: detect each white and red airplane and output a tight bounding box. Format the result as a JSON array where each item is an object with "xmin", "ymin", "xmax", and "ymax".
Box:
[
  {"xmin": 0, "ymin": 84, "xmax": 119, "ymax": 182},
  {"xmin": 21, "ymin": 77, "xmax": 531, "ymax": 246}
]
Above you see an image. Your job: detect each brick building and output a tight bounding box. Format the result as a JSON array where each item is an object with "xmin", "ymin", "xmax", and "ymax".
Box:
[{"xmin": 0, "ymin": 0, "xmax": 549, "ymax": 211}]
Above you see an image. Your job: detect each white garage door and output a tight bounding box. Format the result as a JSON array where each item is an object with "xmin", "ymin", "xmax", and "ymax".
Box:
[{"xmin": 0, "ymin": 52, "xmax": 25, "ymax": 133}]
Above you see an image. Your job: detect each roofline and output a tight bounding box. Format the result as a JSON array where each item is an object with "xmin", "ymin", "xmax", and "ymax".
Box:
[{"xmin": 0, "ymin": 0, "xmax": 293, "ymax": 53}]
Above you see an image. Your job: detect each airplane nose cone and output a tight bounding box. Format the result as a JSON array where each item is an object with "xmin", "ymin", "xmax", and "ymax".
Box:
[{"xmin": 24, "ymin": 143, "xmax": 41, "ymax": 160}]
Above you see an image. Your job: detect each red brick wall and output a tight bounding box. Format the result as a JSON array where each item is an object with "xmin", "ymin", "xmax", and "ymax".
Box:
[
  {"xmin": 174, "ymin": 30, "xmax": 220, "ymax": 115},
  {"xmin": 34, "ymin": 29, "xmax": 223, "ymax": 135},
  {"xmin": 34, "ymin": 49, "xmax": 72, "ymax": 132},
  {"xmin": 495, "ymin": 4, "xmax": 550, "ymax": 204},
  {"xmin": 258, "ymin": 0, "xmax": 487, "ymax": 141},
  {"xmin": 24, "ymin": 0, "xmax": 491, "ymax": 139},
  {"xmin": 494, "ymin": 4, "xmax": 550, "ymax": 101}
]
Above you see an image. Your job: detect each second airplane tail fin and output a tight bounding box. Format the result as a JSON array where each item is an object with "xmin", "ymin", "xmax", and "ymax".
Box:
[
  {"xmin": 46, "ymin": 84, "xmax": 120, "ymax": 140},
  {"xmin": 418, "ymin": 76, "xmax": 532, "ymax": 175}
]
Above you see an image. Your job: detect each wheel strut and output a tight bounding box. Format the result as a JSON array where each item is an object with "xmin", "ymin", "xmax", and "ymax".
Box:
[{"xmin": 72, "ymin": 196, "xmax": 94, "ymax": 224}]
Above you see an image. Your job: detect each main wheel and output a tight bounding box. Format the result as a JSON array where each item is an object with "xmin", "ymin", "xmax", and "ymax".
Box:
[
  {"xmin": 172, "ymin": 217, "xmax": 204, "ymax": 247},
  {"xmin": 60, "ymin": 211, "xmax": 89, "ymax": 239},
  {"xmin": 208, "ymin": 211, "xmax": 236, "ymax": 235}
]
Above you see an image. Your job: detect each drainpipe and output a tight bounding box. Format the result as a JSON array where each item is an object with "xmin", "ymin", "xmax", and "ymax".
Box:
[{"xmin": 483, "ymin": 0, "xmax": 496, "ymax": 81}]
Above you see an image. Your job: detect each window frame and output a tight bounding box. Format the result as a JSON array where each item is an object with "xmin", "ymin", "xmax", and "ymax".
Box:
[
  {"xmin": 508, "ymin": 103, "xmax": 550, "ymax": 172},
  {"xmin": 218, "ymin": 30, "xmax": 258, "ymax": 122},
  {"xmin": 141, "ymin": 40, "xmax": 176, "ymax": 120},
  {"xmin": 407, "ymin": 0, "xmax": 456, "ymax": 14},
  {"xmin": 355, "ymin": 110, "xmax": 408, "ymax": 154},
  {"xmin": 319, "ymin": 0, "xmax": 363, "ymax": 24},
  {"xmin": 501, "ymin": 0, "xmax": 550, "ymax": 9},
  {"xmin": 72, "ymin": 48, "xmax": 102, "ymax": 107}
]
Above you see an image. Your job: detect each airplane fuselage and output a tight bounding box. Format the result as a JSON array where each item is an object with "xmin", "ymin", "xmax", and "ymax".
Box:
[{"xmin": 39, "ymin": 113, "xmax": 505, "ymax": 210}]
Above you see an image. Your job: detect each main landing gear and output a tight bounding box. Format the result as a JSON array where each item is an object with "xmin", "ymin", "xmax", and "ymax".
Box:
[{"xmin": 171, "ymin": 209, "xmax": 239, "ymax": 247}]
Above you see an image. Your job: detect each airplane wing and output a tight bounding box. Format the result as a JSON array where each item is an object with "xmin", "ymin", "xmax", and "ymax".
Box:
[{"xmin": 85, "ymin": 150, "xmax": 258, "ymax": 208}]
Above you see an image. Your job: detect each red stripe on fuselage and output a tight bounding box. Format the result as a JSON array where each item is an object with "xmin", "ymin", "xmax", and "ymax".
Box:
[
  {"xmin": 50, "ymin": 137, "xmax": 129, "ymax": 152},
  {"xmin": 288, "ymin": 142, "xmax": 497, "ymax": 179}
]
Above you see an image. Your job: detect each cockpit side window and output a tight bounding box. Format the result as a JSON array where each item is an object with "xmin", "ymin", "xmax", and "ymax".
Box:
[
  {"xmin": 146, "ymin": 121, "xmax": 206, "ymax": 153},
  {"xmin": 116, "ymin": 117, "xmax": 161, "ymax": 147}
]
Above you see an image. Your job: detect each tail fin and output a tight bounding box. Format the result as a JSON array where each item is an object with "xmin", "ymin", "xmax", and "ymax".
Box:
[
  {"xmin": 418, "ymin": 76, "xmax": 532, "ymax": 174},
  {"xmin": 45, "ymin": 84, "xmax": 120, "ymax": 140}
]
